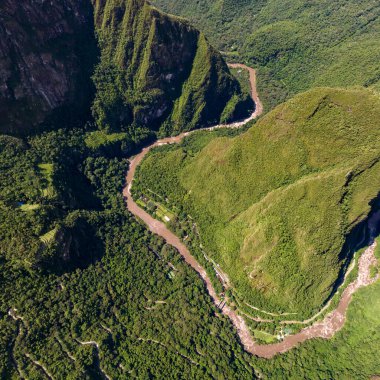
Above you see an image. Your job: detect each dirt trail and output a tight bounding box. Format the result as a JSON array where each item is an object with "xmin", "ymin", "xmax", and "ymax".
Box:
[
  {"xmin": 55, "ymin": 337, "xmax": 76, "ymax": 362},
  {"xmin": 25, "ymin": 354, "xmax": 53, "ymax": 380},
  {"xmin": 76, "ymin": 339, "xmax": 111, "ymax": 380},
  {"xmin": 243, "ymin": 301, "xmax": 297, "ymax": 317},
  {"xmin": 8, "ymin": 309, "xmax": 26, "ymax": 379},
  {"xmin": 123, "ymin": 64, "xmax": 379, "ymax": 358},
  {"xmin": 8, "ymin": 308, "xmax": 54, "ymax": 378}
]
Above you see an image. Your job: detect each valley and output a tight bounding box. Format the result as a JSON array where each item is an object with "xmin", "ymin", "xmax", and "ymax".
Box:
[{"xmin": 1, "ymin": 0, "xmax": 380, "ymax": 378}]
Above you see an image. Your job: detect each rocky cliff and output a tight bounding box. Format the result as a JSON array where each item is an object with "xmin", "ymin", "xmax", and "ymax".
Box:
[
  {"xmin": 0, "ymin": 0, "xmax": 252, "ymax": 136},
  {"xmin": 0, "ymin": 0, "xmax": 97, "ymax": 135}
]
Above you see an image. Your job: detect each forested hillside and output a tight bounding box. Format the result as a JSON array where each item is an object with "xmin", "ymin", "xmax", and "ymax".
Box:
[
  {"xmin": 2, "ymin": 123, "xmax": 380, "ymax": 379},
  {"xmin": 92, "ymin": 0, "xmax": 253, "ymax": 137},
  {"xmin": 0, "ymin": 128, "xmax": 258, "ymax": 378},
  {"xmin": 135, "ymin": 87, "xmax": 380, "ymax": 315},
  {"xmin": 1, "ymin": 102, "xmax": 380, "ymax": 379},
  {"xmin": 1, "ymin": 0, "xmax": 380, "ymax": 378},
  {"xmin": 153, "ymin": 0, "xmax": 380, "ymax": 109}
]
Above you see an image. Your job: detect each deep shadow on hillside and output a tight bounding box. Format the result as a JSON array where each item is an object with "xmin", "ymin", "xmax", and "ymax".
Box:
[
  {"xmin": 330, "ymin": 192, "xmax": 380, "ymax": 300},
  {"xmin": 0, "ymin": 0, "xmax": 99, "ymax": 135}
]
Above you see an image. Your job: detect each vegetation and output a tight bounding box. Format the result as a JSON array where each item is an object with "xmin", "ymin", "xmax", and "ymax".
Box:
[
  {"xmin": 1, "ymin": 0, "xmax": 380, "ymax": 378},
  {"xmin": 257, "ymin": 280, "xmax": 380, "ymax": 379},
  {"xmin": 152, "ymin": 0, "xmax": 380, "ymax": 110},
  {"xmin": 84, "ymin": 130, "xmax": 127, "ymax": 149},
  {"xmin": 0, "ymin": 102, "xmax": 380, "ymax": 379},
  {"xmin": 135, "ymin": 87, "xmax": 380, "ymax": 316},
  {"xmin": 229, "ymin": 67, "xmax": 251, "ymax": 95},
  {"xmin": 1, "ymin": 93, "xmax": 380, "ymax": 378},
  {"xmin": 0, "ymin": 126, "xmax": 257, "ymax": 379},
  {"xmin": 38, "ymin": 163, "xmax": 56, "ymax": 199},
  {"xmin": 91, "ymin": 0, "xmax": 253, "ymax": 138}
]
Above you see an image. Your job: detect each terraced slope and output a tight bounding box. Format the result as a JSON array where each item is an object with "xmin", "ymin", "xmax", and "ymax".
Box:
[{"xmin": 135, "ymin": 87, "xmax": 380, "ymax": 315}]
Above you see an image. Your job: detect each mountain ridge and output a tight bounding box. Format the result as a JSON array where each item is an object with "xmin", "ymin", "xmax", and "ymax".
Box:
[{"xmin": 91, "ymin": 0, "xmax": 253, "ymax": 136}]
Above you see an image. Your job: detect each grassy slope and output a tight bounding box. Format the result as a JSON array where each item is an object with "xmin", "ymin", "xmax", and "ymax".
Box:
[
  {"xmin": 135, "ymin": 87, "xmax": 380, "ymax": 315},
  {"xmin": 91, "ymin": 0, "xmax": 252, "ymax": 135},
  {"xmin": 152, "ymin": 0, "xmax": 380, "ymax": 110}
]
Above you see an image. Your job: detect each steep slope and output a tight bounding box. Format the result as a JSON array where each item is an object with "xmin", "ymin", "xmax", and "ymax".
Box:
[
  {"xmin": 152, "ymin": 0, "xmax": 262, "ymax": 50},
  {"xmin": 91, "ymin": 0, "xmax": 253, "ymax": 135},
  {"xmin": 135, "ymin": 87, "xmax": 380, "ymax": 315},
  {"xmin": 0, "ymin": 0, "xmax": 97, "ymax": 135},
  {"xmin": 0, "ymin": 0, "xmax": 251, "ymax": 137},
  {"xmin": 152, "ymin": 0, "xmax": 380, "ymax": 109}
]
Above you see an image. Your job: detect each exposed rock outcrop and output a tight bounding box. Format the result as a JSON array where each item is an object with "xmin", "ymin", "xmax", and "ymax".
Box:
[
  {"xmin": 0, "ymin": 0, "xmax": 97, "ymax": 135},
  {"xmin": 0, "ymin": 0, "xmax": 252, "ymax": 136}
]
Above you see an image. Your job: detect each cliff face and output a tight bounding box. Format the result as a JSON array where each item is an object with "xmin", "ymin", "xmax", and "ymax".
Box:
[
  {"xmin": 0, "ymin": 0, "xmax": 97, "ymax": 135},
  {"xmin": 0, "ymin": 0, "xmax": 252, "ymax": 136},
  {"xmin": 92, "ymin": 0, "xmax": 253, "ymax": 134}
]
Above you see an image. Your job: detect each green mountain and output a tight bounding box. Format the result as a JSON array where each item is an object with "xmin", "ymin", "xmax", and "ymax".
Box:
[
  {"xmin": 1, "ymin": 0, "xmax": 380, "ymax": 378},
  {"xmin": 91, "ymin": 0, "xmax": 252, "ymax": 136},
  {"xmin": 152, "ymin": 0, "xmax": 380, "ymax": 109},
  {"xmin": 135, "ymin": 87, "xmax": 380, "ymax": 315}
]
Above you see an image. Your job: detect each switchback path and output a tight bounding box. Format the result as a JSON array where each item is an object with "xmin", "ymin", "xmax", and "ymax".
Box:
[
  {"xmin": 123, "ymin": 64, "xmax": 379, "ymax": 358},
  {"xmin": 76, "ymin": 339, "xmax": 111, "ymax": 380}
]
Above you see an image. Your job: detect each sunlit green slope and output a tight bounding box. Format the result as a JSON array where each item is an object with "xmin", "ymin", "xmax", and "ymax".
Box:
[
  {"xmin": 91, "ymin": 0, "xmax": 253, "ymax": 136},
  {"xmin": 135, "ymin": 87, "xmax": 380, "ymax": 314}
]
